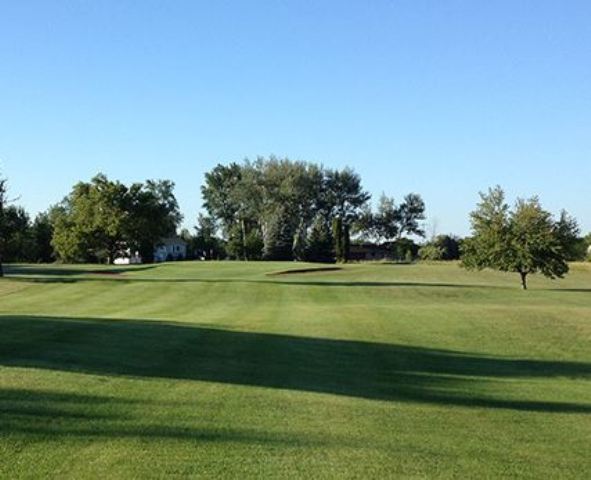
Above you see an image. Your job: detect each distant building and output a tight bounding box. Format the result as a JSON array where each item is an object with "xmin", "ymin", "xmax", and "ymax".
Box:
[
  {"xmin": 349, "ymin": 243, "xmax": 393, "ymax": 261},
  {"xmin": 154, "ymin": 237, "xmax": 187, "ymax": 262},
  {"xmin": 113, "ymin": 237, "xmax": 187, "ymax": 264}
]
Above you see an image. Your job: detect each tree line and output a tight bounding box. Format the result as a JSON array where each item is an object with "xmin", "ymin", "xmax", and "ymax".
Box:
[
  {"xmin": 0, "ymin": 173, "xmax": 182, "ymax": 272},
  {"xmin": 1, "ymin": 162, "xmax": 590, "ymax": 288},
  {"xmin": 199, "ymin": 156, "xmax": 426, "ymax": 262}
]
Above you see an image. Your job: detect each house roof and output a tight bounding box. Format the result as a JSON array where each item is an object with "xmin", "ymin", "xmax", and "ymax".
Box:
[{"xmin": 159, "ymin": 237, "xmax": 187, "ymax": 247}]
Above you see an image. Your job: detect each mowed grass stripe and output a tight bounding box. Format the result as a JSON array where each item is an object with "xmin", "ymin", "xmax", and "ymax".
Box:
[{"xmin": 0, "ymin": 261, "xmax": 590, "ymax": 478}]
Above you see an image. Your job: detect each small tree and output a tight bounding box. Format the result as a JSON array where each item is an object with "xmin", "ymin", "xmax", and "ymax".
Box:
[
  {"xmin": 419, "ymin": 244, "xmax": 444, "ymax": 261},
  {"xmin": 332, "ymin": 217, "xmax": 344, "ymax": 263},
  {"xmin": 462, "ymin": 186, "xmax": 579, "ymax": 289}
]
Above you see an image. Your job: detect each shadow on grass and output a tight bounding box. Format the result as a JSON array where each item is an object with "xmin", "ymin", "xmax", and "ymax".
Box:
[
  {"xmin": 4, "ymin": 274, "xmax": 506, "ymax": 290},
  {"xmin": 1, "ymin": 315, "xmax": 590, "ymax": 415},
  {"xmin": 3, "ymin": 264, "xmax": 156, "ymax": 277},
  {"xmin": 0, "ymin": 388, "xmax": 322, "ymax": 445}
]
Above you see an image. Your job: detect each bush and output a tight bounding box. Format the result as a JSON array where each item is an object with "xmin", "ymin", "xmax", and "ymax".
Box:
[{"xmin": 419, "ymin": 244, "xmax": 444, "ymax": 261}]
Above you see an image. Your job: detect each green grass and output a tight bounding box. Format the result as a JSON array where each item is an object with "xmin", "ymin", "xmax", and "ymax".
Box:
[{"xmin": 1, "ymin": 261, "xmax": 590, "ymax": 478}]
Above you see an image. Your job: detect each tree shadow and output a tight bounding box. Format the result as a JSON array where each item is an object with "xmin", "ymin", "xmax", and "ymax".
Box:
[
  {"xmin": 1, "ymin": 315, "xmax": 589, "ymax": 414},
  {"xmin": 4, "ymin": 274, "xmax": 506, "ymax": 290},
  {"xmin": 548, "ymin": 288, "xmax": 591, "ymax": 293},
  {"xmin": 0, "ymin": 388, "xmax": 326, "ymax": 446},
  {"xmin": 3, "ymin": 264, "xmax": 156, "ymax": 277}
]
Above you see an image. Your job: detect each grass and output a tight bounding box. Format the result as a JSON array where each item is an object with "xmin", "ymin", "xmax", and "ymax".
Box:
[{"xmin": 1, "ymin": 261, "xmax": 590, "ymax": 478}]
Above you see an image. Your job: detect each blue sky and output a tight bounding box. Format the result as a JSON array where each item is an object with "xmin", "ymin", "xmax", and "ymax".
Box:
[{"xmin": 1, "ymin": 1, "xmax": 590, "ymax": 236}]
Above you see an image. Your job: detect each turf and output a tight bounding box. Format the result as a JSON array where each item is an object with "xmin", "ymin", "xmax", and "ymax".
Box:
[{"xmin": 1, "ymin": 261, "xmax": 590, "ymax": 478}]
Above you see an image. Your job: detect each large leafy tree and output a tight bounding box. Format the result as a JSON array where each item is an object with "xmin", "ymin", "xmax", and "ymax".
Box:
[
  {"xmin": 354, "ymin": 192, "xmax": 426, "ymax": 261},
  {"xmin": 52, "ymin": 174, "xmax": 181, "ymax": 263},
  {"xmin": 126, "ymin": 180, "xmax": 182, "ymax": 263},
  {"xmin": 462, "ymin": 186, "xmax": 579, "ymax": 289},
  {"xmin": 201, "ymin": 163, "xmax": 246, "ymax": 258},
  {"xmin": 324, "ymin": 168, "xmax": 370, "ymax": 262},
  {"xmin": 2, "ymin": 206, "xmax": 35, "ymax": 262},
  {"xmin": 52, "ymin": 174, "xmax": 128, "ymax": 263},
  {"xmin": 191, "ymin": 214, "xmax": 224, "ymax": 259},
  {"xmin": 201, "ymin": 158, "xmax": 368, "ymax": 262},
  {"xmin": 31, "ymin": 212, "xmax": 54, "ymax": 263}
]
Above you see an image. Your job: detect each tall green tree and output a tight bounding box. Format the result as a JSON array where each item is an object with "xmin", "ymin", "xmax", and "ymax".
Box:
[
  {"xmin": 332, "ymin": 217, "xmax": 345, "ymax": 263},
  {"xmin": 324, "ymin": 168, "xmax": 370, "ymax": 261},
  {"xmin": 305, "ymin": 214, "xmax": 333, "ymax": 262},
  {"xmin": 397, "ymin": 193, "xmax": 426, "ymax": 239},
  {"xmin": 52, "ymin": 174, "xmax": 129, "ymax": 263},
  {"xmin": 126, "ymin": 180, "xmax": 182, "ymax": 263},
  {"xmin": 0, "ymin": 176, "xmax": 8, "ymax": 276},
  {"xmin": 462, "ymin": 186, "xmax": 578, "ymax": 289},
  {"xmin": 52, "ymin": 174, "xmax": 181, "ymax": 264},
  {"xmin": 191, "ymin": 214, "xmax": 224, "ymax": 259},
  {"xmin": 31, "ymin": 212, "xmax": 54, "ymax": 263},
  {"xmin": 2, "ymin": 206, "xmax": 35, "ymax": 262}
]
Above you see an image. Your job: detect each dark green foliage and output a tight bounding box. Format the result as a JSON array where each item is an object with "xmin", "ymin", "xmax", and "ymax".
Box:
[
  {"xmin": 31, "ymin": 213, "xmax": 54, "ymax": 263},
  {"xmin": 398, "ymin": 193, "xmax": 426, "ymax": 238},
  {"xmin": 435, "ymin": 235, "xmax": 462, "ymax": 260},
  {"xmin": 462, "ymin": 186, "xmax": 579, "ymax": 289},
  {"xmin": 126, "ymin": 180, "xmax": 182, "ymax": 263},
  {"xmin": 343, "ymin": 224, "xmax": 351, "ymax": 263},
  {"xmin": 263, "ymin": 208, "xmax": 294, "ymax": 260},
  {"xmin": 188, "ymin": 214, "xmax": 225, "ymax": 259},
  {"xmin": 0, "ymin": 175, "xmax": 7, "ymax": 276},
  {"xmin": 305, "ymin": 215, "xmax": 333, "ymax": 262},
  {"xmin": 420, "ymin": 235, "xmax": 462, "ymax": 261},
  {"xmin": 360, "ymin": 193, "xmax": 427, "ymax": 245},
  {"xmin": 51, "ymin": 174, "xmax": 181, "ymax": 264},
  {"xmin": 201, "ymin": 158, "xmax": 370, "ymax": 262},
  {"xmin": 554, "ymin": 211, "xmax": 587, "ymax": 261},
  {"xmin": 392, "ymin": 238, "xmax": 419, "ymax": 261},
  {"xmin": 332, "ymin": 217, "xmax": 344, "ymax": 263},
  {"xmin": 419, "ymin": 244, "xmax": 444, "ymax": 261},
  {"xmin": 2, "ymin": 206, "xmax": 35, "ymax": 262}
]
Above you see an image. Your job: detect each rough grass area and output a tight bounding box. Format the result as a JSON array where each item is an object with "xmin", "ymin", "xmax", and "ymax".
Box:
[{"xmin": 1, "ymin": 261, "xmax": 590, "ymax": 478}]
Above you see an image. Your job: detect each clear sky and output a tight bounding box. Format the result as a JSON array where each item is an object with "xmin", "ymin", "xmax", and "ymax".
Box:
[{"xmin": 1, "ymin": 1, "xmax": 590, "ymax": 236}]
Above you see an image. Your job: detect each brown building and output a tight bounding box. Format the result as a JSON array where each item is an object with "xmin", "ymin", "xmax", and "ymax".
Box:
[{"xmin": 349, "ymin": 243, "xmax": 393, "ymax": 261}]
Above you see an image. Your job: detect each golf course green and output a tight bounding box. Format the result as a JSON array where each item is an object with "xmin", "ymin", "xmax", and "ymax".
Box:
[{"xmin": 1, "ymin": 261, "xmax": 590, "ymax": 478}]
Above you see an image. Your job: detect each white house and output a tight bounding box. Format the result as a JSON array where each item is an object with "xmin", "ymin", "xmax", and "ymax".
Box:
[
  {"xmin": 154, "ymin": 237, "xmax": 187, "ymax": 262},
  {"xmin": 114, "ymin": 237, "xmax": 188, "ymax": 264}
]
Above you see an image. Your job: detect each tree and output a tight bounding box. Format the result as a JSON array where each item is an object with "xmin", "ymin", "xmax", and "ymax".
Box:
[
  {"xmin": 31, "ymin": 212, "xmax": 54, "ymax": 262},
  {"xmin": 365, "ymin": 193, "xmax": 426, "ymax": 244},
  {"xmin": 419, "ymin": 243, "xmax": 444, "ymax": 261},
  {"xmin": 126, "ymin": 180, "xmax": 182, "ymax": 263},
  {"xmin": 305, "ymin": 214, "xmax": 333, "ymax": 262},
  {"xmin": 372, "ymin": 194, "xmax": 400, "ymax": 241},
  {"xmin": 201, "ymin": 159, "xmax": 369, "ymax": 262},
  {"xmin": 397, "ymin": 193, "xmax": 426, "ymax": 239},
  {"xmin": 2, "ymin": 206, "xmax": 34, "ymax": 262},
  {"xmin": 420, "ymin": 234, "xmax": 462, "ymax": 261},
  {"xmin": 332, "ymin": 217, "xmax": 344, "ymax": 263},
  {"xmin": 554, "ymin": 211, "xmax": 586, "ymax": 261},
  {"xmin": 462, "ymin": 186, "xmax": 578, "ymax": 289},
  {"xmin": 51, "ymin": 174, "xmax": 129, "ymax": 263},
  {"xmin": 0, "ymin": 176, "xmax": 7, "ymax": 276},
  {"xmin": 263, "ymin": 208, "xmax": 293, "ymax": 260},
  {"xmin": 52, "ymin": 174, "xmax": 181, "ymax": 264},
  {"xmin": 324, "ymin": 168, "xmax": 370, "ymax": 261},
  {"xmin": 191, "ymin": 214, "xmax": 224, "ymax": 259}
]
